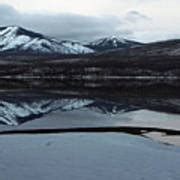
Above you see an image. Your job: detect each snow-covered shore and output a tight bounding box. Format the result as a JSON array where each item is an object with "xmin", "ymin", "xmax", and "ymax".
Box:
[{"xmin": 0, "ymin": 133, "xmax": 180, "ymax": 180}]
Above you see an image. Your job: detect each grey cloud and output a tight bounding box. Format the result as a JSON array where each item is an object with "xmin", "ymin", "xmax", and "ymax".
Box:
[
  {"xmin": 0, "ymin": 4, "xmax": 133, "ymax": 42},
  {"xmin": 26, "ymin": 14, "xmax": 128, "ymax": 41},
  {"xmin": 125, "ymin": 10, "xmax": 150, "ymax": 22},
  {"xmin": 0, "ymin": 4, "xmax": 20, "ymax": 22},
  {"xmin": 0, "ymin": 4, "xmax": 17, "ymax": 16},
  {"xmin": 0, "ymin": 4, "xmax": 151, "ymax": 42}
]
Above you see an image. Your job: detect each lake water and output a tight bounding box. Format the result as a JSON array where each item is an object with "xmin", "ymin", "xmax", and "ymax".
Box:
[
  {"xmin": 0, "ymin": 79, "xmax": 180, "ymax": 180},
  {"xmin": 0, "ymin": 79, "xmax": 180, "ymax": 144}
]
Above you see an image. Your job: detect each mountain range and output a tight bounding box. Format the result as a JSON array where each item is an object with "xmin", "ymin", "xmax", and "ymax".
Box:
[
  {"xmin": 0, "ymin": 26, "xmax": 142, "ymax": 54},
  {"xmin": 1, "ymin": 25, "xmax": 180, "ymax": 79}
]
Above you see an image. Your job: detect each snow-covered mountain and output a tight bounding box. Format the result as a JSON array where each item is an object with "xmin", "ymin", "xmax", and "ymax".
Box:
[
  {"xmin": 0, "ymin": 26, "xmax": 94, "ymax": 54},
  {"xmin": 86, "ymin": 36, "xmax": 143, "ymax": 51}
]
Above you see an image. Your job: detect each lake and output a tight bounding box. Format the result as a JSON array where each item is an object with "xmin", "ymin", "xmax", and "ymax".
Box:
[
  {"xmin": 0, "ymin": 79, "xmax": 180, "ymax": 180},
  {"xmin": 0, "ymin": 78, "xmax": 180, "ymax": 144}
]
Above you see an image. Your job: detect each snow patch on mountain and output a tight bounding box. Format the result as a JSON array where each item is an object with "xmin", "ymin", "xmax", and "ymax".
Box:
[{"xmin": 61, "ymin": 40, "xmax": 94, "ymax": 54}]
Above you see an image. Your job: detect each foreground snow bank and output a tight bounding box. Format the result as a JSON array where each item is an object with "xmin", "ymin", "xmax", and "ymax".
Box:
[{"xmin": 0, "ymin": 133, "xmax": 180, "ymax": 180}]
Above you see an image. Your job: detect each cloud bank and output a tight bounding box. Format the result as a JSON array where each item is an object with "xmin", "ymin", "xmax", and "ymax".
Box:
[
  {"xmin": 1, "ymin": 3, "xmax": 180, "ymax": 43},
  {"xmin": 0, "ymin": 4, "xmax": 150, "ymax": 42}
]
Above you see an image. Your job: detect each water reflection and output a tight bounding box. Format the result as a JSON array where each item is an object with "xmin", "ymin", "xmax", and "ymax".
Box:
[
  {"xmin": 0, "ymin": 95, "xmax": 139, "ymax": 126},
  {"xmin": 0, "ymin": 78, "xmax": 180, "ymax": 127}
]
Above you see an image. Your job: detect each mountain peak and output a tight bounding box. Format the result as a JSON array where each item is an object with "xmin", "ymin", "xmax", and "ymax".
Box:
[
  {"xmin": 86, "ymin": 36, "xmax": 142, "ymax": 52},
  {"xmin": 106, "ymin": 35, "xmax": 126, "ymax": 41}
]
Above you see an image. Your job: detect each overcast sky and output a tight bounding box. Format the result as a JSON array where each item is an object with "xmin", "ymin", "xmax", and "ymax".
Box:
[{"xmin": 0, "ymin": 0, "xmax": 180, "ymax": 42}]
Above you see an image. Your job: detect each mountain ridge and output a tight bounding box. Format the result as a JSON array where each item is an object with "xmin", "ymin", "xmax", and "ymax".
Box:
[{"xmin": 0, "ymin": 26, "xmax": 144, "ymax": 55}]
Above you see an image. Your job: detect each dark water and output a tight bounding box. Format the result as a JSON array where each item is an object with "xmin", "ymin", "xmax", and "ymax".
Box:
[{"xmin": 0, "ymin": 78, "xmax": 180, "ymax": 129}]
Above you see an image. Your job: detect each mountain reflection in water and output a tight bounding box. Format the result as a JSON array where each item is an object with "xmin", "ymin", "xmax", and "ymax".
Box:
[{"xmin": 0, "ymin": 79, "xmax": 180, "ymax": 127}]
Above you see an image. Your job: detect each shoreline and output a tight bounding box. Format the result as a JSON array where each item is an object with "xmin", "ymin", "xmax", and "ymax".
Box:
[
  {"xmin": 1, "ymin": 109, "xmax": 180, "ymax": 146},
  {"xmin": 0, "ymin": 126, "xmax": 180, "ymax": 146}
]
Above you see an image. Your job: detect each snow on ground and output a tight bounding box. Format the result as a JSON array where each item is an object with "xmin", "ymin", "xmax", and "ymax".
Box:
[
  {"xmin": 0, "ymin": 133, "xmax": 180, "ymax": 180},
  {"xmin": 115, "ymin": 109, "xmax": 180, "ymax": 130},
  {"xmin": 144, "ymin": 132, "xmax": 180, "ymax": 146}
]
